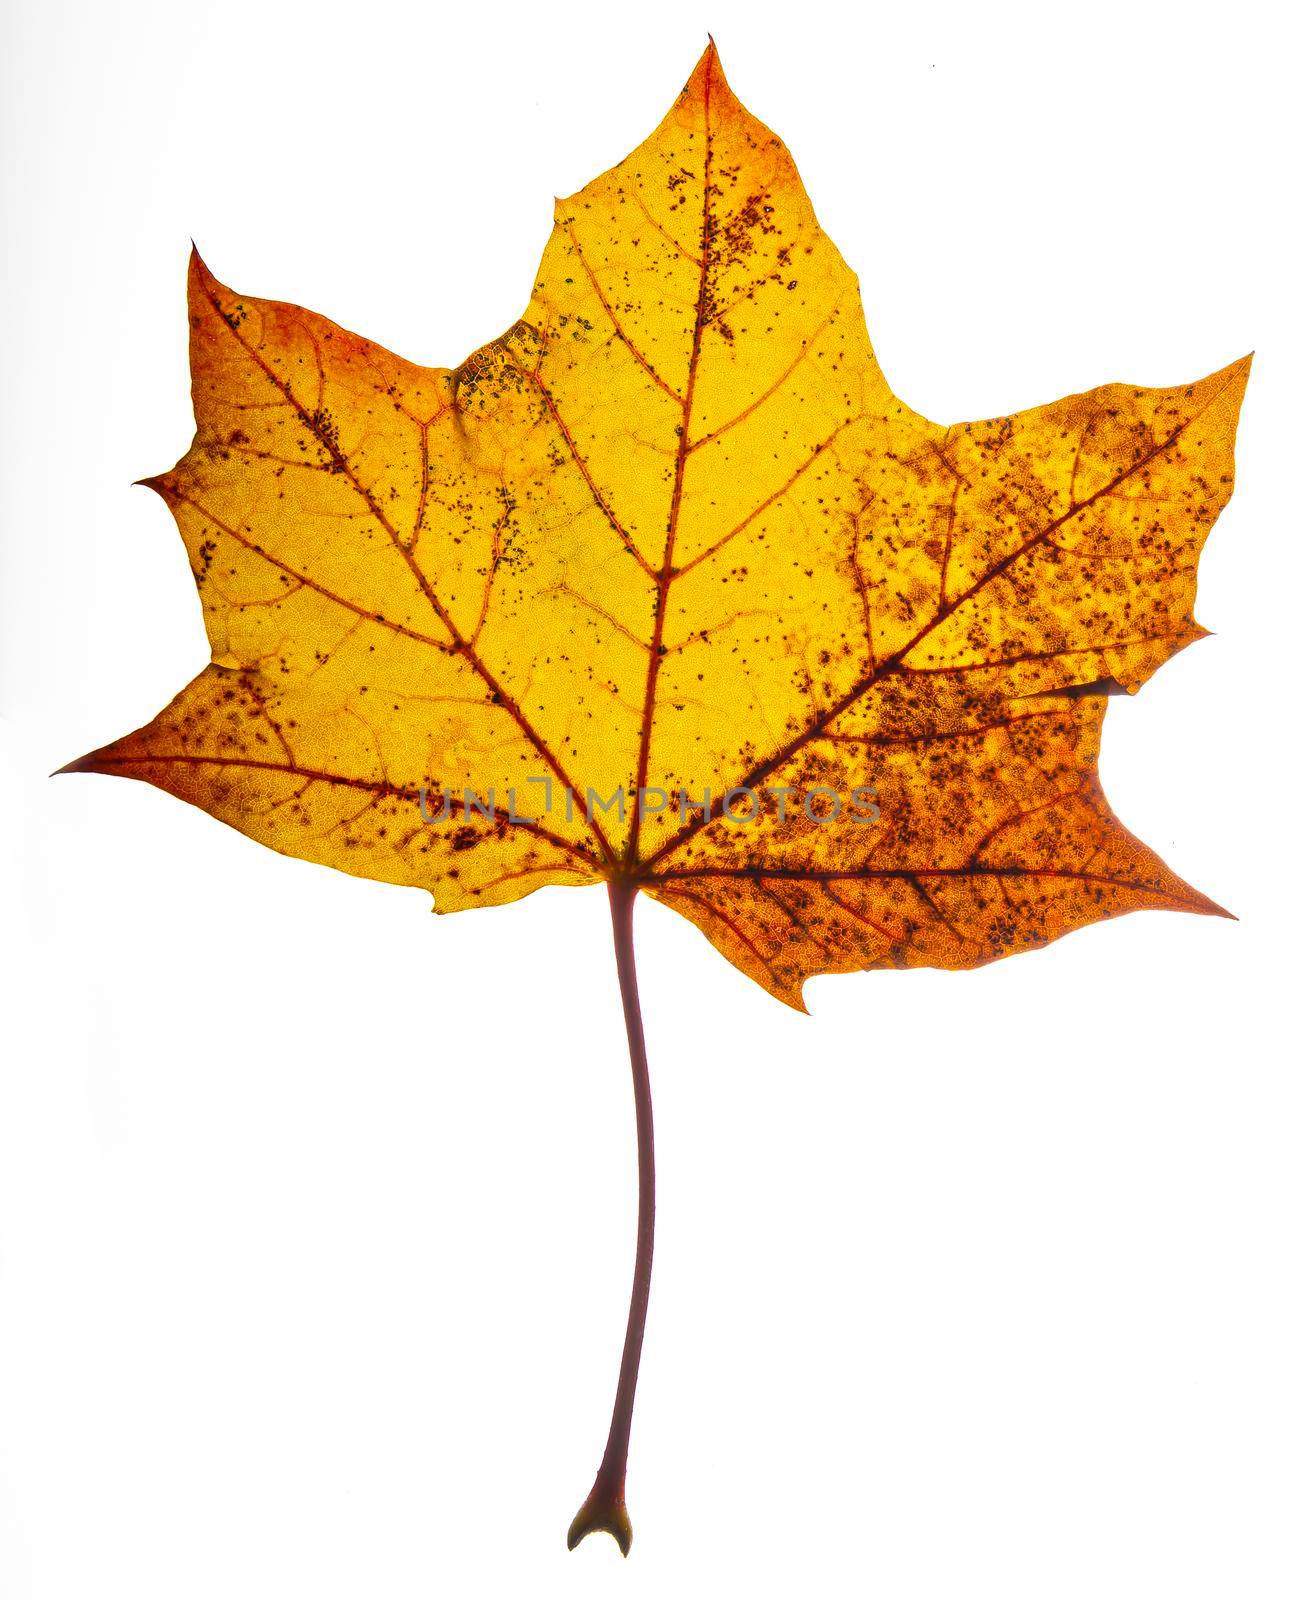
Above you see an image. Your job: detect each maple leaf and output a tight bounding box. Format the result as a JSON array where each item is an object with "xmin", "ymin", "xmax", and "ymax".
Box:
[{"xmin": 63, "ymin": 44, "xmax": 1247, "ymax": 1553}]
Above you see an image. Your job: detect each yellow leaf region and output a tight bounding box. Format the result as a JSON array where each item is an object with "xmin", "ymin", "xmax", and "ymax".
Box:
[{"xmin": 68, "ymin": 44, "xmax": 1248, "ymax": 1009}]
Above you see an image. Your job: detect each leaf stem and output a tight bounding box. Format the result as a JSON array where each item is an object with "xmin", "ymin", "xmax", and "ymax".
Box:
[{"xmin": 567, "ymin": 879, "xmax": 655, "ymax": 1556}]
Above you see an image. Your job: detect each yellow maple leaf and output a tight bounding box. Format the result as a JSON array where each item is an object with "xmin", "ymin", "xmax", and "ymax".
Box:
[{"xmin": 63, "ymin": 44, "xmax": 1248, "ymax": 1552}]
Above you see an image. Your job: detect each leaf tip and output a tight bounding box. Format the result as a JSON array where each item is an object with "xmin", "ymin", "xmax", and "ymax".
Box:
[
  {"xmin": 187, "ymin": 241, "xmax": 223, "ymax": 300},
  {"xmin": 51, "ymin": 751, "xmax": 98, "ymax": 778},
  {"xmin": 1209, "ymin": 350, "xmax": 1254, "ymax": 409},
  {"xmin": 1179, "ymin": 881, "xmax": 1236, "ymax": 922},
  {"xmin": 684, "ymin": 34, "xmax": 729, "ymax": 98},
  {"xmin": 133, "ymin": 474, "xmax": 174, "ymax": 501}
]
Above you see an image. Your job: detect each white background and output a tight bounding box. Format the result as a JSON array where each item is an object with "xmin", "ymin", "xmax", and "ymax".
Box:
[{"xmin": 2, "ymin": 1, "xmax": 1288, "ymax": 1595}]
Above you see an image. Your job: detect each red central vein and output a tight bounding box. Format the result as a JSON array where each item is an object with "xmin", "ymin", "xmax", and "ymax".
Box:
[
  {"xmin": 196, "ymin": 265, "xmax": 614, "ymax": 862},
  {"xmin": 625, "ymin": 57, "xmax": 714, "ymax": 866},
  {"xmin": 635, "ymin": 370, "xmax": 1241, "ymax": 877},
  {"xmin": 74, "ymin": 750, "xmax": 599, "ymax": 865},
  {"xmin": 652, "ymin": 863, "xmax": 1205, "ymax": 903}
]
